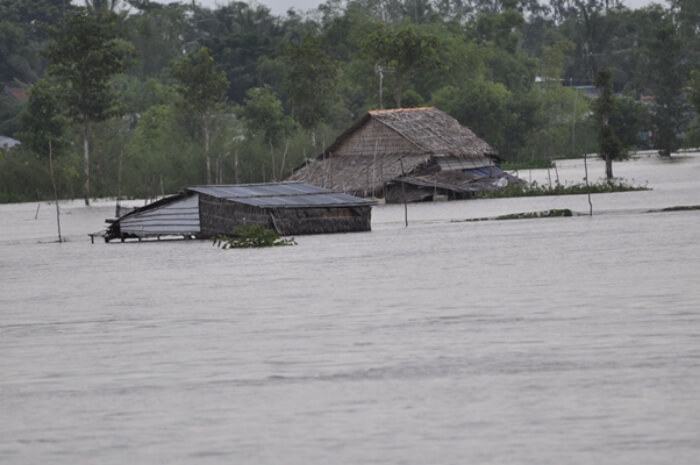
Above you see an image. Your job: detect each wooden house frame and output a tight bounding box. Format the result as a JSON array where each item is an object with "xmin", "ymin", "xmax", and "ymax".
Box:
[
  {"xmin": 104, "ymin": 183, "xmax": 376, "ymax": 242},
  {"xmin": 289, "ymin": 107, "xmax": 519, "ymax": 202}
]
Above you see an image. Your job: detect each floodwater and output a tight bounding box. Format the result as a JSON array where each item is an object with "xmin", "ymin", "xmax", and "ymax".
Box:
[{"xmin": 2, "ymin": 152, "xmax": 700, "ymax": 465}]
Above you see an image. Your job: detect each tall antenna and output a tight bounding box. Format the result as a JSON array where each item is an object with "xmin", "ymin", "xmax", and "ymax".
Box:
[{"xmin": 374, "ymin": 64, "xmax": 394, "ymax": 109}]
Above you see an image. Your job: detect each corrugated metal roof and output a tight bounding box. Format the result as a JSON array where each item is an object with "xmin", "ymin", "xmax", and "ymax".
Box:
[
  {"xmin": 120, "ymin": 194, "xmax": 200, "ymax": 236},
  {"xmin": 187, "ymin": 183, "xmax": 376, "ymax": 208}
]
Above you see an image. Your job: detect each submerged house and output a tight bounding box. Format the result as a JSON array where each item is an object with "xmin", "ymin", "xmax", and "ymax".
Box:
[
  {"xmin": 104, "ymin": 183, "xmax": 376, "ymax": 242},
  {"xmin": 289, "ymin": 107, "xmax": 520, "ymax": 202}
]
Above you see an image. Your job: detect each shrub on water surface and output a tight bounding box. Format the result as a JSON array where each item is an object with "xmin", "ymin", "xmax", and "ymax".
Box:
[
  {"xmin": 501, "ymin": 160, "xmax": 555, "ymax": 170},
  {"xmin": 479, "ymin": 180, "xmax": 649, "ymax": 199},
  {"xmin": 212, "ymin": 224, "xmax": 296, "ymax": 249}
]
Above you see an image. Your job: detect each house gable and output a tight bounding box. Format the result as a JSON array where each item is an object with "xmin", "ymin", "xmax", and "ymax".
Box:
[{"xmin": 331, "ymin": 118, "xmax": 421, "ymax": 157}]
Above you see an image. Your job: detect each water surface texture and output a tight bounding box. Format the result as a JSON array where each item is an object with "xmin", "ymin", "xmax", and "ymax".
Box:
[{"xmin": 2, "ymin": 153, "xmax": 700, "ymax": 464}]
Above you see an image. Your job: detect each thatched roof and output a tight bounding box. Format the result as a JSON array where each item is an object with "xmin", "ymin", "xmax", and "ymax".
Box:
[
  {"xmin": 331, "ymin": 107, "xmax": 497, "ymax": 158},
  {"xmin": 289, "ymin": 107, "xmax": 498, "ymax": 196}
]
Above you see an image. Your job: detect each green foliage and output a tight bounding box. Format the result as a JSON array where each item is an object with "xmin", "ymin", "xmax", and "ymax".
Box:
[
  {"xmin": 659, "ymin": 205, "xmax": 700, "ymax": 212},
  {"xmin": 212, "ymin": 224, "xmax": 296, "ymax": 249},
  {"xmin": 0, "ymin": 0, "xmax": 71, "ymax": 83},
  {"xmin": 461, "ymin": 208, "xmax": 574, "ymax": 223},
  {"xmin": 18, "ymin": 79, "xmax": 68, "ymax": 157},
  {"xmin": 496, "ymin": 209, "xmax": 573, "ymax": 220},
  {"xmin": 284, "ymin": 33, "xmax": 340, "ymax": 133},
  {"xmin": 45, "ymin": 7, "xmax": 134, "ymax": 204},
  {"xmin": 241, "ymin": 85, "xmax": 294, "ymax": 145},
  {"xmin": 479, "ymin": 179, "xmax": 650, "ymax": 199},
  {"xmin": 3, "ymin": 0, "xmax": 697, "ymax": 203},
  {"xmin": 124, "ymin": 2, "xmax": 191, "ymax": 80},
  {"xmin": 609, "ymin": 95, "xmax": 651, "ymax": 149},
  {"xmin": 690, "ymin": 70, "xmax": 700, "ymax": 116},
  {"xmin": 172, "ymin": 46, "xmax": 229, "ymax": 184},
  {"xmin": 594, "ymin": 69, "xmax": 623, "ymax": 179},
  {"xmin": 172, "ymin": 47, "xmax": 228, "ymax": 116},
  {"xmin": 362, "ymin": 23, "xmax": 442, "ymax": 107},
  {"xmin": 501, "ymin": 159, "xmax": 554, "ymax": 170},
  {"xmin": 645, "ymin": 19, "xmax": 692, "ymax": 157},
  {"xmin": 46, "ymin": 8, "xmax": 134, "ymax": 123},
  {"xmin": 0, "ymin": 93, "xmax": 24, "ymax": 137}
]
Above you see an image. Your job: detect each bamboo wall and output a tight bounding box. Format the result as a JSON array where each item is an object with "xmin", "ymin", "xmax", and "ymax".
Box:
[
  {"xmin": 199, "ymin": 195, "xmax": 274, "ymax": 237},
  {"xmin": 198, "ymin": 194, "xmax": 372, "ymax": 237},
  {"xmin": 273, "ymin": 206, "xmax": 372, "ymax": 235}
]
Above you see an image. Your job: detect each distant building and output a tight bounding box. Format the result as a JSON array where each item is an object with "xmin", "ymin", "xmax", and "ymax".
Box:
[
  {"xmin": 289, "ymin": 107, "xmax": 519, "ymax": 203},
  {"xmin": 104, "ymin": 183, "xmax": 376, "ymax": 242},
  {"xmin": 573, "ymin": 85, "xmax": 600, "ymax": 98},
  {"xmin": 1, "ymin": 84, "xmax": 28, "ymax": 102},
  {"xmin": 0, "ymin": 135, "xmax": 21, "ymax": 151}
]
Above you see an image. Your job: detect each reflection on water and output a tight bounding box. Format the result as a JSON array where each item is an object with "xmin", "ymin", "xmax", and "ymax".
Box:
[{"xmin": 1, "ymin": 153, "xmax": 700, "ymax": 464}]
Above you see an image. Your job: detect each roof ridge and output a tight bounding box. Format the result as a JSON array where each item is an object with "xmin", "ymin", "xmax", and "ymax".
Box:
[{"xmin": 369, "ymin": 106, "xmax": 436, "ymax": 115}]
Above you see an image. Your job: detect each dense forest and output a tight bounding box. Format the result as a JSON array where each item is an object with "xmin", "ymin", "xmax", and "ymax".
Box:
[{"xmin": 1, "ymin": 0, "xmax": 699, "ymax": 203}]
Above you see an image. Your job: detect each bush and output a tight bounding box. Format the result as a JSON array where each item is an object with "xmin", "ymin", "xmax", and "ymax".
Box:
[
  {"xmin": 212, "ymin": 224, "xmax": 296, "ymax": 249},
  {"xmin": 501, "ymin": 159, "xmax": 555, "ymax": 170},
  {"xmin": 479, "ymin": 179, "xmax": 650, "ymax": 198}
]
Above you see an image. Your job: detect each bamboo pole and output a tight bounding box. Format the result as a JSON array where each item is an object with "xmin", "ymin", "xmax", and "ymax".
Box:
[
  {"xmin": 49, "ymin": 140, "xmax": 63, "ymax": 242},
  {"xmin": 399, "ymin": 157, "xmax": 408, "ymax": 227}
]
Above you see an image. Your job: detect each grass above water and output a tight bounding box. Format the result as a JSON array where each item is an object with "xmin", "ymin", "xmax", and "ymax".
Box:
[
  {"xmin": 457, "ymin": 209, "xmax": 575, "ymax": 222},
  {"xmin": 480, "ymin": 180, "xmax": 650, "ymax": 199}
]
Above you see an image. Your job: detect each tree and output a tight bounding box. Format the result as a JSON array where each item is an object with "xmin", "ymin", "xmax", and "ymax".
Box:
[
  {"xmin": 284, "ymin": 33, "xmax": 340, "ymax": 147},
  {"xmin": 172, "ymin": 47, "xmax": 229, "ymax": 185},
  {"xmin": 46, "ymin": 7, "xmax": 133, "ymax": 205},
  {"xmin": 85, "ymin": 0, "xmax": 122, "ymax": 13},
  {"xmin": 19, "ymin": 79, "xmax": 68, "ymax": 241},
  {"xmin": 241, "ymin": 85, "xmax": 292, "ymax": 145},
  {"xmin": 608, "ymin": 95, "xmax": 651, "ymax": 150},
  {"xmin": 594, "ymin": 69, "xmax": 622, "ymax": 180},
  {"xmin": 362, "ymin": 24, "xmax": 441, "ymax": 108},
  {"xmin": 690, "ymin": 70, "xmax": 700, "ymax": 115},
  {"xmin": 0, "ymin": 0, "xmax": 72, "ymax": 84},
  {"xmin": 646, "ymin": 21, "xmax": 690, "ymax": 157},
  {"xmin": 241, "ymin": 85, "xmax": 295, "ymax": 180}
]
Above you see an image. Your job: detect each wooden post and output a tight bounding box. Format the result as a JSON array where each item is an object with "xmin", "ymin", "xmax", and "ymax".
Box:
[
  {"xmin": 399, "ymin": 157, "xmax": 408, "ymax": 228},
  {"xmin": 584, "ymin": 151, "xmax": 593, "ymax": 216},
  {"xmin": 234, "ymin": 149, "xmax": 239, "ymax": 184},
  {"xmin": 49, "ymin": 140, "xmax": 63, "ymax": 242}
]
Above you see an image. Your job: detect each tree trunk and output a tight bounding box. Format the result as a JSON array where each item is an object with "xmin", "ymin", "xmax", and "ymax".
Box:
[
  {"xmin": 279, "ymin": 139, "xmax": 289, "ymax": 180},
  {"xmin": 116, "ymin": 148, "xmax": 124, "ymax": 209},
  {"xmin": 269, "ymin": 140, "xmax": 276, "ymax": 182},
  {"xmin": 83, "ymin": 116, "xmax": 90, "ymax": 206},
  {"xmin": 606, "ymin": 155, "xmax": 613, "ymax": 180},
  {"xmin": 234, "ymin": 149, "xmax": 239, "ymax": 184},
  {"xmin": 395, "ymin": 74, "xmax": 403, "ymax": 108},
  {"xmin": 204, "ymin": 115, "xmax": 212, "ymax": 184},
  {"xmin": 49, "ymin": 140, "xmax": 63, "ymax": 242}
]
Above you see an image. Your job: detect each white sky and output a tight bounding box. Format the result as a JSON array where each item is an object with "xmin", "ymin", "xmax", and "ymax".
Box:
[
  {"xmin": 71, "ymin": 0, "xmax": 664, "ymax": 16},
  {"xmin": 193, "ymin": 0, "xmax": 663, "ymax": 16}
]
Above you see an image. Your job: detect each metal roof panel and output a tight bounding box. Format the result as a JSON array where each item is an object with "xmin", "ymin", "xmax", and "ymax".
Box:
[{"xmin": 188, "ymin": 183, "xmax": 376, "ymax": 208}]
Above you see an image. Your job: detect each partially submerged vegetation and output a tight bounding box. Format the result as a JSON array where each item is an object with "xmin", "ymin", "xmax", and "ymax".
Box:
[
  {"xmin": 459, "ymin": 209, "xmax": 574, "ymax": 222},
  {"xmin": 656, "ymin": 205, "xmax": 700, "ymax": 212},
  {"xmin": 479, "ymin": 180, "xmax": 650, "ymax": 199},
  {"xmin": 2, "ymin": 0, "xmax": 699, "ymax": 203},
  {"xmin": 495, "ymin": 209, "xmax": 574, "ymax": 220},
  {"xmin": 501, "ymin": 160, "xmax": 555, "ymax": 171},
  {"xmin": 212, "ymin": 224, "xmax": 296, "ymax": 249}
]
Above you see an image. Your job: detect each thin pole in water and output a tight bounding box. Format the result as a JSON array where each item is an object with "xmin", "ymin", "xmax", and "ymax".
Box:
[
  {"xmin": 49, "ymin": 140, "xmax": 63, "ymax": 242},
  {"xmin": 399, "ymin": 157, "xmax": 408, "ymax": 227},
  {"xmin": 584, "ymin": 151, "xmax": 593, "ymax": 216}
]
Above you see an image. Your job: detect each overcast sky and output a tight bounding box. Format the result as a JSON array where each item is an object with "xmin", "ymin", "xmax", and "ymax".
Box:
[{"xmin": 186, "ymin": 0, "xmax": 662, "ymax": 16}]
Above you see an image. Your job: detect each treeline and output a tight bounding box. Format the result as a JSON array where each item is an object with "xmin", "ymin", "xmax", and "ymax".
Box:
[{"xmin": 1, "ymin": 0, "xmax": 699, "ymax": 203}]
